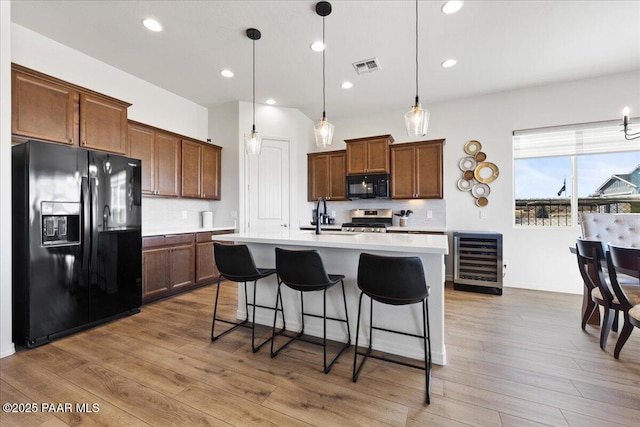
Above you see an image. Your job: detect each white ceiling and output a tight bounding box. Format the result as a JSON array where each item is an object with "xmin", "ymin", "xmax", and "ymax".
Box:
[{"xmin": 10, "ymin": 0, "xmax": 640, "ymax": 121}]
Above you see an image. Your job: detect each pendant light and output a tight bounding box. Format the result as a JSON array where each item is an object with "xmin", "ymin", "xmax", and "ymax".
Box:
[
  {"xmin": 404, "ymin": 0, "xmax": 430, "ymax": 137},
  {"xmin": 314, "ymin": 1, "xmax": 334, "ymax": 148},
  {"xmin": 245, "ymin": 28, "xmax": 262, "ymax": 155}
]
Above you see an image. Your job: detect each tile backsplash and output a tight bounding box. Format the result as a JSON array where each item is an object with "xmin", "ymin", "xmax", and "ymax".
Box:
[
  {"xmin": 308, "ymin": 198, "xmax": 446, "ymax": 228},
  {"xmin": 142, "ymin": 197, "xmax": 217, "ymax": 230}
]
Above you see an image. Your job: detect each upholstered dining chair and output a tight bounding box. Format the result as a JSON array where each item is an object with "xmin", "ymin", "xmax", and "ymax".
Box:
[
  {"xmin": 606, "ymin": 244, "xmax": 640, "ymax": 359},
  {"xmin": 575, "ymin": 238, "xmax": 620, "ymax": 349}
]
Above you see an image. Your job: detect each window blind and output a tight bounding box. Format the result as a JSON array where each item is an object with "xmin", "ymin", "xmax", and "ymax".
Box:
[{"xmin": 513, "ymin": 119, "xmax": 639, "ymax": 159}]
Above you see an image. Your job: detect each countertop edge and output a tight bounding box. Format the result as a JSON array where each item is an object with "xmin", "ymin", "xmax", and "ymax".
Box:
[
  {"xmin": 142, "ymin": 226, "xmax": 236, "ymax": 237},
  {"xmin": 213, "ymin": 232, "xmax": 449, "ymax": 255}
]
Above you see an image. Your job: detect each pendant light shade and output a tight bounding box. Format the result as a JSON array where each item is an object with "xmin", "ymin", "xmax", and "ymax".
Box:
[
  {"xmin": 314, "ymin": 2, "xmax": 334, "ymax": 148},
  {"xmin": 245, "ymin": 28, "xmax": 262, "ymax": 155},
  {"xmin": 405, "ymin": 0, "xmax": 429, "ymax": 137}
]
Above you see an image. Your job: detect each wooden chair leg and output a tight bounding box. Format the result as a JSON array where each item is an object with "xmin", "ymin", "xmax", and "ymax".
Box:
[
  {"xmin": 600, "ymin": 308, "xmax": 615, "ymax": 350},
  {"xmin": 581, "ymin": 298, "xmax": 598, "ymax": 330},
  {"xmin": 614, "ymin": 316, "xmax": 635, "ymax": 359}
]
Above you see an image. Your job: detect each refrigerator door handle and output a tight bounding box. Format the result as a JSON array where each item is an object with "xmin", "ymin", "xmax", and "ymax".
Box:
[{"xmin": 81, "ymin": 176, "xmax": 91, "ymax": 272}]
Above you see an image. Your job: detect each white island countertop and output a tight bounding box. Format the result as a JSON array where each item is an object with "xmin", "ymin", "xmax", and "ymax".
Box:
[{"xmin": 212, "ymin": 230, "xmax": 448, "ymax": 255}]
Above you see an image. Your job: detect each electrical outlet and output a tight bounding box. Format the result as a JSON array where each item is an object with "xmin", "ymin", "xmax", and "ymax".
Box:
[
  {"xmin": 427, "ymin": 210, "xmax": 433, "ymax": 219},
  {"xmin": 181, "ymin": 210, "xmax": 187, "ymax": 219},
  {"xmin": 479, "ymin": 210, "xmax": 487, "ymax": 220}
]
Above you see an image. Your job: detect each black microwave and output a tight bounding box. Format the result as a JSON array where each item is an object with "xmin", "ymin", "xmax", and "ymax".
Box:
[{"xmin": 346, "ymin": 173, "xmax": 389, "ymax": 199}]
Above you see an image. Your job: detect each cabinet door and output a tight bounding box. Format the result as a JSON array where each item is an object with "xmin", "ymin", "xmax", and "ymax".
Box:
[
  {"xmin": 201, "ymin": 144, "xmax": 221, "ymax": 200},
  {"xmin": 328, "ymin": 151, "xmax": 346, "ymax": 200},
  {"xmin": 155, "ymin": 132, "xmax": 181, "ymax": 197},
  {"xmin": 346, "ymin": 140, "xmax": 368, "ymax": 175},
  {"xmin": 308, "ymin": 153, "xmax": 329, "ymax": 201},
  {"xmin": 390, "ymin": 145, "xmax": 416, "ymax": 199},
  {"xmin": 128, "ymin": 124, "xmax": 155, "ymax": 195},
  {"xmin": 170, "ymin": 244, "xmax": 195, "ymax": 289},
  {"xmin": 143, "ymin": 248, "xmax": 171, "ymax": 300},
  {"xmin": 196, "ymin": 241, "xmax": 215, "ymax": 283},
  {"xmin": 181, "ymin": 140, "xmax": 202, "ymax": 198},
  {"xmin": 12, "ymin": 70, "xmax": 79, "ymax": 145},
  {"xmin": 80, "ymin": 93, "xmax": 128, "ymax": 154},
  {"xmin": 366, "ymin": 138, "xmax": 391, "ymax": 173},
  {"xmin": 415, "ymin": 142, "xmax": 443, "ymax": 198}
]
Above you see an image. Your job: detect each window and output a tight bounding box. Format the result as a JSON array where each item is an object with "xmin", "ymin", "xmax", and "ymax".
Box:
[{"xmin": 513, "ymin": 120, "xmax": 640, "ymax": 227}]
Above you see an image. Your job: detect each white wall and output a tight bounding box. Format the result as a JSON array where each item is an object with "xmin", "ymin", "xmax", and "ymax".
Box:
[
  {"xmin": 208, "ymin": 102, "xmax": 240, "ymax": 228},
  {"xmin": 332, "ymin": 71, "xmax": 640, "ymax": 294},
  {"xmin": 11, "ymin": 24, "xmax": 208, "ymax": 140},
  {"xmin": 237, "ymin": 101, "xmax": 316, "ymax": 231},
  {"xmin": 1, "ymin": 1, "xmax": 15, "ymax": 358}
]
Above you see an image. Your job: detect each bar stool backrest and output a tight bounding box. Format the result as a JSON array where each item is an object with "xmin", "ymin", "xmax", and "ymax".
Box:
[
  {"xmin": 357, "ymin": 253, "xmax": 428, "ymax": 305},
  {"xmin": 214, "ymin": 243, "xmax": 260, "ymax": 281},
  {"xmin": 275, "ymin": 247, "xmax": 331, "ymax": 290}
]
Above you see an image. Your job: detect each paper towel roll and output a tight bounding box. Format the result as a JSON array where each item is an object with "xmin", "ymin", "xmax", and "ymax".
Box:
[{"xmin": 202, "ymin": 211, "xmax": 213, "ymax": 229}]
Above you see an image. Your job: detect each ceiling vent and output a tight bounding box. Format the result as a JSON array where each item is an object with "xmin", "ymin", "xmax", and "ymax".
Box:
[{"xmin": 352, "ymin": 57, "xmax": 381, "ymax": 74}]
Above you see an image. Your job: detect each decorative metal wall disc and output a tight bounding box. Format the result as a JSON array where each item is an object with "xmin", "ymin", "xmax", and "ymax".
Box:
[
  {"xmin": 457, "ymin": 178, "xmax": 473, "ymax": 191},
  {"xmin": 475, "ymin": 151, "xmax": 487, "ymax": 161},
  {"xmin": 472, "ymin": 183, "xmax": 490, "ymax": 198},
  {"xmin": 463, "ymin": 170, "xmax": 475, "ymax": 180},
  {"xmin": 459, "ymin": 156, "xmax": 477, "ymax": 171},
  {"xmin": 464, "ymin": 140, "xmax": 482, "ymax": 155},
  {"xmin": 475, "ymin": 197, "xmax": 489, "ymax": 207},
  {"xmin": 474, "ymin": 162, "xmax": 499, "ymax": 183}
]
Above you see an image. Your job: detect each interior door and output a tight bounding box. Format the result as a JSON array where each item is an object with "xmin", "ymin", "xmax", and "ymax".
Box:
[{"xmin": 247, "ymin": 138, "xmax": 290, "ymax": 232}]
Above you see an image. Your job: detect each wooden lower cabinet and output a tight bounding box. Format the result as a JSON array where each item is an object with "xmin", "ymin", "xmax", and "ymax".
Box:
[{"xmin": 143, "ymin": 231, "xmax": 232, "ymax": 303}]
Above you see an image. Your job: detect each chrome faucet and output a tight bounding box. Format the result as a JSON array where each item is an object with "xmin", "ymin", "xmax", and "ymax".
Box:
[
  {"xmin": 103, "ymin": 204, "xmax": 111, "ymax": 230},
  {"xmin": 315, "ymin": 197, "xmax": 327, "ymax": 235}
]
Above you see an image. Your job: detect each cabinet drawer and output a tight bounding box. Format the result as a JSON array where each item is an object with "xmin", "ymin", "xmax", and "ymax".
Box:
[
  {"xmin": 143, "ymin": 233, "xmax": 194, "ymax": 249},
  {"xmin": 196, "ymin": 232, "xmax": 213, "ymax": 243}
]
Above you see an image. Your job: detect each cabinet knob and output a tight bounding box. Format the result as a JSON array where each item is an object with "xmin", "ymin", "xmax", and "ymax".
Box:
[{"xmin": 81, "ymin": 141, "xmax": 86, "ymax": 146}]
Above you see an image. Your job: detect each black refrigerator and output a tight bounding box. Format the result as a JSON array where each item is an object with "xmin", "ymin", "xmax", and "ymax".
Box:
[{"xmin": 12, "ymin": 140, "xmax": 142, "ymax": 348}]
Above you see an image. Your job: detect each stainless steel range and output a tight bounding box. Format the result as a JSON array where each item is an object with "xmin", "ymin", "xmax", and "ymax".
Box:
[{"xmin": 341, "ymin": 208, "xmax": 392, "ymax": 233}]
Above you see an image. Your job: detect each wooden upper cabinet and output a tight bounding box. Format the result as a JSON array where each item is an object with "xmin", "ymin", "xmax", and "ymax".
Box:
[
  {"xmin": 155, "ymin": 132, "xmax": 181, "ymax": 197},
  {"xmin": 12, "ymin": 67, "xmax": 79, "ymax": 145},
  {"xmin": 390, "ymin": 139, "xmax": 444, "ymax": 199},
  {"xmin": 80, "ymin": 93, "xmax": 128, "ymax": 154},
  {"xmin": 345, "ymin": 135, "xmax": 393, "ymax": 175},
  {"xmin": 128, "ymin": 123, "xmax": 180, "ymax": 197},
  {"xmin": 128, "ymin": 123, "xmax": 155, "ymax": 195},
  {"xmin": 181, "ymin": 140, "xmax": 221, "ymax": 200},
  {"xmin": 202, "ymin": 144, "xmax": 221, "ymax": 200},
  {"xmin": 307, "ymin": 150, "xmax": 346, "ymax": 201},
  {"xmin": 11, "ymin": 64, "xmax": 130, "ymax": 153},
  {"xmin": 181, "ymin": 140, "xmax": 202, "ymax": 198}
]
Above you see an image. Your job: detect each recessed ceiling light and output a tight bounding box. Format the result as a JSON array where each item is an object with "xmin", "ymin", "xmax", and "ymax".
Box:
[
  {"xmin": 441, "ymin": 1, "xmax": 464, "ymax": 15},
  {"xmin": 310, "ymin": 41, "xmax": 325, "ymax": 52},
  {"xmin": 441, "ymin": 59, "xmax": 457, "ymax": 68},
  {"xmin": 341, "ymin": 81, "xmax": 353, "ymax": 89},
  {"xmin": 142, "ymin": 18, "xmax": 163, "ymax": 32},
  {"xmin": 266, "ymin": 99, "xmax": 276, "ymax": 105},
  {"xmin": 220, "ymin": 69, "xmax": 234, "ymax": 78}
]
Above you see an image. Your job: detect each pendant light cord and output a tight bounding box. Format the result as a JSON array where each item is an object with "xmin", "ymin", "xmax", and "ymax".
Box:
[
  {"xmin": 415, "ymin": 0, "xmax": 419, "ymax": 103},
  {"xmin": 252, "ymin": 37, "xmax": 256, "ymax": 132},
  {"xmin": 322, "ymin": 15, "xmax": 326, "ymax": 119}
]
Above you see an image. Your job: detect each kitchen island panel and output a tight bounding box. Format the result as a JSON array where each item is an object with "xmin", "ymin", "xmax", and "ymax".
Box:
[{"xmin": 212, "ymin": 231, "xmax": 448, "ymax": 365}]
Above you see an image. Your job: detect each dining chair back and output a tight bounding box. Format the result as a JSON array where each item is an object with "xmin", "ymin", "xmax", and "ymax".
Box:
[{"xmin": 606, "ymin": 244, "xmax": 640, "ymax": 359}]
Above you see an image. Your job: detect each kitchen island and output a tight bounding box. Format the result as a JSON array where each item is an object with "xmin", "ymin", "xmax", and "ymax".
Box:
[{"xmin": 212, "ymin": 230, "xmax": 449, "ymax": 365}]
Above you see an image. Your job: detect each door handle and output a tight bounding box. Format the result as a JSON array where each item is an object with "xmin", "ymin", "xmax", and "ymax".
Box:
[{"xmin": 281, "ymin": 224, "xmax": 288, "ymax": 228}]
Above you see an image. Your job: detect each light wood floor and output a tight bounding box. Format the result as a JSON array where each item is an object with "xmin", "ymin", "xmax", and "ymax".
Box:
[{"xmin": 2, "ymin": 282, "xmax": 639, "ymax": 426}]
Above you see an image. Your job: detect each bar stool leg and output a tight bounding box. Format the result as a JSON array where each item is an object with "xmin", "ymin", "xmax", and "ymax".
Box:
[
  {"xmin": 211, "ymin": 278, "xmax": 249, "ymax": 341},
  {"xmin": 423, "ymin": 299, "xmax": 431, "ymax": 404}
]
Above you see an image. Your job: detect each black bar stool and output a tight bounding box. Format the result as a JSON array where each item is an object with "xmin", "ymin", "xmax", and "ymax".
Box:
[
  {"xmin": 211, "ymin": 243, "xmax": 285, "ymax": 353},
  {"xmin": 353, "ymin": 252, "xmax": 432, "ymax": 404},
  {"xmin": 271, "ymin": 247, "xmax": 351, "ymax": 374}
]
